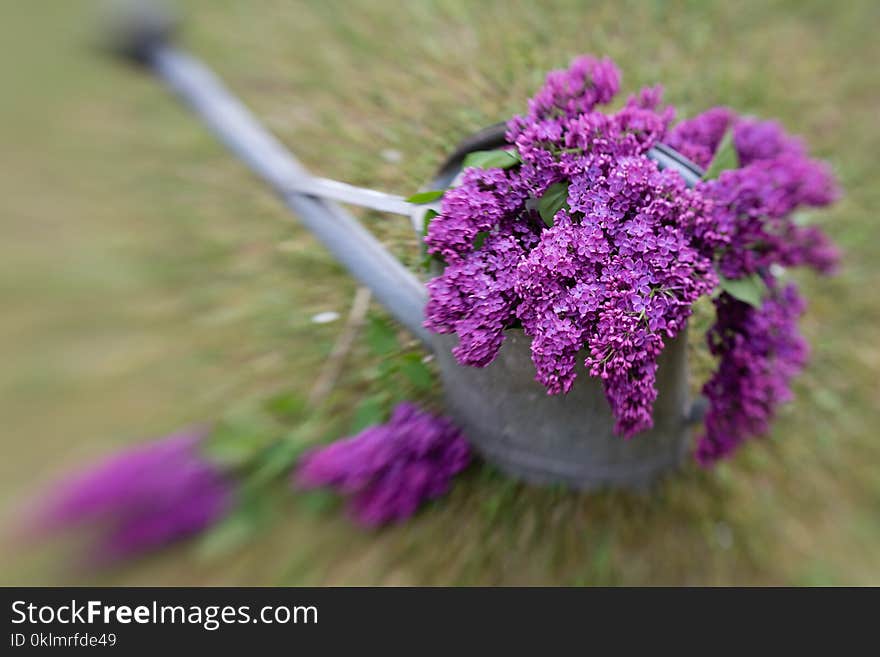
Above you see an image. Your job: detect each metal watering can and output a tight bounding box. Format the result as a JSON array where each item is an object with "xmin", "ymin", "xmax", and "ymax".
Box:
[{"xmin": 108, "ymin": 2, "xmax": 707, "ymax": 490}]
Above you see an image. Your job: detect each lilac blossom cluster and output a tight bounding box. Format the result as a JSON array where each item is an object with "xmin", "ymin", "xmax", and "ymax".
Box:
[
  {"xmin": 425, "ymin": 56, "xmax": 719, "ymax": 437},
  {"xmin": 668, "ymin": 109, "xmax": 839, "ymax": 461},
  {"xmin": 424, "ymin": 55, "xmax": 839, "ymax": 455},
  {"xmin": 668, "ymin": 111, "xmax": 840, "ymax": 279},
  {"xmin": 295, "ymin": 403, "xmax": 471, "ymax": 526},
  {"xmin": 695, "ymin": 283, "xmax": 809, "ymax": 464},
  {"xmin": 33, "ymin": 430, "xmax": 232, "ymax": 561}
]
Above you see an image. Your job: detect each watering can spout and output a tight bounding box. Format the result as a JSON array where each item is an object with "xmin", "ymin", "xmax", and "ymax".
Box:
[{"xmin": 103, "ymin": 0, "xmax": 431, "ymax": 344}]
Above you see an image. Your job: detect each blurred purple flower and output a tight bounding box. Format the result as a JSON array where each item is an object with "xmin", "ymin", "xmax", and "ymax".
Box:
[
  {"xmin": 32, "ymin": 430, "xmax": 232, "ymax": 561},
  {"xmin": 294, "ymin": 403, "xmax": 471, "ymax": 527},
  {"xmin": 696, "ymin": 284, "xmax": 809, "ymax": 464}
]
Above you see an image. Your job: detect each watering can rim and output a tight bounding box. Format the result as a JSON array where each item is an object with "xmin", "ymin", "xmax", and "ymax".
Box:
[{"xmin": 409, "ymin": 122, "xmax": 704, "ymax": 233}]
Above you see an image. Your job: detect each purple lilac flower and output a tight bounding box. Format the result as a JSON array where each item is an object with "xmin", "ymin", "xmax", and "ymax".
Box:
[
  {"xmin": 423, "ymin": 54, "xmax": 839, "ymax": 457},
  {"xmin": 671, "ymin": 112, "xmax": 840, "ymax": 279},
  {"xmin": 675, "ymin": 115, "xmax": 839, "ymax": 460},
  {"xmin": 425, "ymin": 233, "xmax": 527, "ymax": 366},
  {"xmin": 295, "ymin": 403, "xmax": 471, "ymax": 526},
  {"xmin": 524, "ymin": 55, "xmax": 620, "ymax": 122},
  {"xmin": 696, "ymin": 284, "xmax": 809, "ymax": 464},
  {"xmin": 665, "ymin": 107, "xmax": 734, "ymax": 168},
  {"xmin": 33, "ymin": 430, "xmax": 232, "ymax": 561},
  {"xmin": 425, "ymin": 167, "xmax": 529, "ymax": 264}
]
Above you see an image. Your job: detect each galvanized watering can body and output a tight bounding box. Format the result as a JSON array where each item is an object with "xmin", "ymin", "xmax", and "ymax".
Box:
[
  {"xmin": 433, "ymin": 331, "xmax": 692, "ymax": 489},
  {"xmin": 423, "ymin": 124, "xmax": 699, "ymax": 489},
  {"xmin": 110, "ymin": 2, "xmax": 705, "ymax": 490}
]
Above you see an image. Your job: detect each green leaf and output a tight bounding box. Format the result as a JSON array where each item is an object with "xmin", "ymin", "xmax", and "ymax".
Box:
[
  {"xmin": 537, "ymin": 181, "xmax": 570, "ymax": 227},
  {"xmin": 718, "ymin": 273, "xmax": 766, "ymax": 308},
  {"xmin": 703, "ymin": 129, "xmax": 739, "ymax": 180},
  {"xmin": 406, "ymin": 189, "xmax": 445, "ymax": 204},
  {"xmin": 421, "ymin": 209, "xmax": 439, "ymax": 238},
  {"xmin": 462, "ymin": 149, "xmax": 521, "ymax": 170},
  {"xmin": 421, "ymin": 209, "xmax": 440, "ymax": 271},
  {"xmin": 245, "ymin": 430, "xmax": 312, "ymax": 491},
  {"xmin": 196, "ymin": 494, "xmax": 274, "ymax": 560},
  {"xmin": 263, "ymin": 391, "xmax": 306, "ymax": 421},
  {"xmin": 421, "ymin": 253, "xmax": 440, "ymax": 272},
  {"xmin": 399, "ymin": 353, "xmax": 435, "ymax": 391},
  {"xmin": 349, "ymin": 395, "xmax": 388, "ymax": 433},
  {"xmin": 203, "ymin": 406, "xmax": 279, "ymax": 468},
  {"xmin": 365, "ymin": 315, "xmax": 398, "ymax": 356},
  {"xmin": 473, "ymin": 231, "xmax": 489, "ymax": 250},
  {"xmin": 299, "ymin": 489, "xmax": 340, "ymax": 516}
]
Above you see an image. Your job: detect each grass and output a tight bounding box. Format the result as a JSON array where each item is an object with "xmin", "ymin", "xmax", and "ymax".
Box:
[{"xmin": 1, "ymin": 0, "xmax": 878, "ymax": 585}]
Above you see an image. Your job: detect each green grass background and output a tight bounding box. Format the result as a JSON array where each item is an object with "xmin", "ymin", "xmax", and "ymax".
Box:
[{"xmin": 1, "ymin": 0, "xmax": 878, "ymax": 585}]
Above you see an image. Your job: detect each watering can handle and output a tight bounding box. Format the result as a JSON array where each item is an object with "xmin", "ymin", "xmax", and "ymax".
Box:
[{"xmin": 104, "ymin": 0, "xmax": 432, "ymax": 344}]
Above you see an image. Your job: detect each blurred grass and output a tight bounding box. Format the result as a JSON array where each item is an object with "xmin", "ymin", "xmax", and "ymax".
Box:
[{"xmin": 1, "ymin": 0, "xmax": 878, "ymax": 585}]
